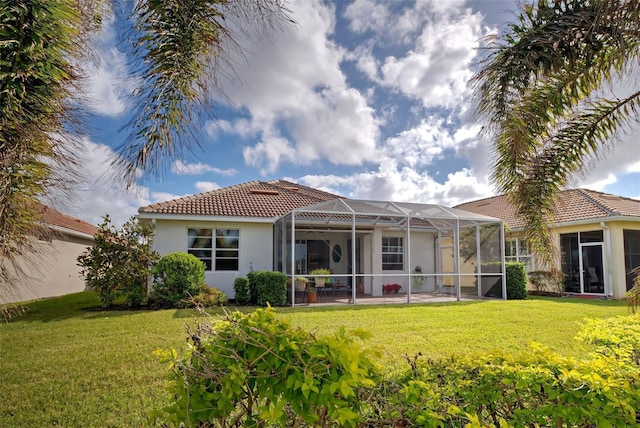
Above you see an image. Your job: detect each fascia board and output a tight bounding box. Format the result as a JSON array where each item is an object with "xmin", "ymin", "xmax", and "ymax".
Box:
[{"xmin": 136, "ymin": 213, "xmax": 276, "ymax": 224}]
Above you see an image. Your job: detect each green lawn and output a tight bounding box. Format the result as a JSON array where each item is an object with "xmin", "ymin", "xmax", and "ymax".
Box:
[{"xmin": 0, "ymin": 292, "xmax": 630, "ymax": 427}]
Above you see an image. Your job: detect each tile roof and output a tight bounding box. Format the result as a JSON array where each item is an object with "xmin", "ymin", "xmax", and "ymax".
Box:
[
  {"xmin": 455, "ymin": 189, "xmax": 640, "ymax": 230},
  {"xmin": 138, "ymin": 180, "xmax": 343, "ymax": 218},
  {"xmin": 41, "ymin": 205, "xmax": 99, "ymax": 236}
]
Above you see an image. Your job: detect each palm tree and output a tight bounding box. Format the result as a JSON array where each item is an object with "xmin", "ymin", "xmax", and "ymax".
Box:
[
  {"xmin": 471, "ymin": 0, "xmax": 640, "ymax": 264},
  {"xmin": 0, "ymin": 0, "xmax": 291, "ymax": 306}
]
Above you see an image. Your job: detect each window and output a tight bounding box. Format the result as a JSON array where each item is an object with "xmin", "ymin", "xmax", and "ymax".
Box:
[
  {"xmin": 382, "ymin": 237, "xmax": 403, "ymax": 270},
  {"xmin": 624, "ymin": 230, "xmax": 640, "ymax": 291},
  {"xmin": 505, "ymin": 238, "xmax": 532, "ymax": 272},
  {"xmin": 188, "ymin": 228, "xmax": 239, "ymax": 271}
]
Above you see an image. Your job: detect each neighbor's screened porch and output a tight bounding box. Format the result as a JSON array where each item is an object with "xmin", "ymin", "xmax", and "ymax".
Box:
[{"xmin": 274, "ymin": 199, "xmax": 506, "ymax": 306}]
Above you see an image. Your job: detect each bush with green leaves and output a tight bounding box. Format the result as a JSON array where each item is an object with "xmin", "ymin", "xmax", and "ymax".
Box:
[
  {"xmin": 233, "ymin": 277, "xmax": 250, "ymax": 305},
  {"xmin": 505, "ymin": 262, "xmax": 527, "ymax": 299},
  {"xmin": 150, "ymin": 252, "xmax": 205, "ymax": 307},
  {"xmin": 246, "ymin": 270, "xmax": 258, "ymax": 304},
  {"xmin": 156, "ymin": 310, "xmax": 640, "ymax": 427},
  {"xmin": 576, "ymin": 314, "xmax": 640, "ymax": 366},
  {"xmin": 154, "ymin": 307, "xmax": 379, "ymax": 427},
  {"xmin": 255, "ymin": 270, "xmax": 287, "ymax": 307},
  {"xmin": 188, "ymin": 286, "xmax": 228, "ymax": 307},
  {"xmin": 77, "ymin": 215, "xmax": 158, "ymax": 306},
  {"xmin": 376, "ymin": 344, "xmax": 640, "ymax": 427}
]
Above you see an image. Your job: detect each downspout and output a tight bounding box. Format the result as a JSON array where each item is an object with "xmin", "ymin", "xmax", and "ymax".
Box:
[{"xmin": 600, "ymin": 221, "xmax": 614, "ymax": 298}]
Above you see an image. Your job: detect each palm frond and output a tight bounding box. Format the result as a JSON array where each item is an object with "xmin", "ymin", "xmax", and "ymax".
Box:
[{"xmin": 114, "ymin": 0, "xmax": 293, "ymax": 186}]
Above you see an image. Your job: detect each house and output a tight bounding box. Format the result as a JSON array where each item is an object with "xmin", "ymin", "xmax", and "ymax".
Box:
[
  {"xmin": 0, "ymin": 205, "xmax": 99, "ymax": 304},
  {"xmin": 456, "ymin": 189, "xmax": 640, "ymax": 299},
  {"xmin": 138, "ymin": 180, "xmax": 506, "ymax": 304}
]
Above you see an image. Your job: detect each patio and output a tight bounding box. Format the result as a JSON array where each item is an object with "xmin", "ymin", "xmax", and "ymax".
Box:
[{"xmin": 275, "ymin": 199, "xmax": 507, "ymax": 307}]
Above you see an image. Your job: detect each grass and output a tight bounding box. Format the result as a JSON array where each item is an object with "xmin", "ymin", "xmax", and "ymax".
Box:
[{"xmin": 0, "ymin": 292, "xmax": 630, "ymax": 427}]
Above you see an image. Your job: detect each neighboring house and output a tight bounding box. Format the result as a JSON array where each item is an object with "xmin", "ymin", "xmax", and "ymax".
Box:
[
  {"xmin": 0, "ymin": 205, "xmax": 99, "ymax": 304},
  {"xmin": 138, "ymin": 180, "xmax": 505, "ymax": 303},
  {"xmin": 456, "ymin": 189, "xmax": 640, "ymax": 299}
]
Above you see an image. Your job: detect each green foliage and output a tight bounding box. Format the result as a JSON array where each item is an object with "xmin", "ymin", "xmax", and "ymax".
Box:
[
  {"xmin": 528, "ymin": 270, "xmax": 564, "ymax": 295},
  {"xmin": 77, "ymin": 215, "xmax": 158, "ymax": 306},
  {"xmin": 255, "ymin": 271, "xmax": 287, "ymax": 307},
  {"xmin": 0, "ymin": 0, "xmax": 91, "ymax": 306},
  {"xmin": 505, "ymin": 262, "xmax": 527, "ymax": 300},
  {"xmin": 246, "ymin": 270, "xmax": 259, "ymax": 304},
  {"xmin": 233, "ymin": 277, "xmax": 251, "ymax": 305},
  {"xmin": 376, "ymin": 345, "xmax": 640, "ymax": 427},
  {"xmin": 576, "ymin": 315, "xmax": 640, "ymax": 366},
  {"xmin": 310, "ymin": 268, "xmax": 331, "ymax": 278},
  {"xmin": 156, "ymin": 307, "xmax": 640, "ymax": 427},
  {"xmin": 479, "ymin": 262, "xmax": 528, "ymax": 299},
  {"xmin": 154, "ymin": 308, "xmax": 379, "ymax": 427},
  {"xmin": 115, "ymin": 0, "xmax": 293, "ymax": 184},
  {"xmin": 472, "ymin": 0, "xmax": 640, "ymax": 264},
  {"xmin": 150, "ymin": 252, "xmax": 205, "ymax": 308},
  {"xmin": 626, "ymin": 266, "xmax": 640, "ymax": 313},
  {"xmin": 189, "ymin": 286, "xmax": 228, "ymax": 307}
]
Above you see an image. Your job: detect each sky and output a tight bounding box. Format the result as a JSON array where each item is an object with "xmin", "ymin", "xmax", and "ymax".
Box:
[{"xmin": 53, "ymin": 0, "xmax": 640, "ymax": 226}]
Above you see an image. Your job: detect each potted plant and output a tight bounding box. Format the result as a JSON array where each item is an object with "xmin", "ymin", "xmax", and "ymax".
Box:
[
  {"xmin": 310, "ymin": 268, "xmax": 331, "ymax": 288},
  {"xmin": 293, "ymin": 276, "xmax": 308, "ymax": 291},
  {"xmin": 306, "ymin": 285, "xmax": 317, "ymax": 303}
]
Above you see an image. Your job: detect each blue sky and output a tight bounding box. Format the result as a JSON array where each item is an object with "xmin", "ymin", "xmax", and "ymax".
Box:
[{"xmin": 54, "ymin": 0, "xmax": 640, "ymax": 226}]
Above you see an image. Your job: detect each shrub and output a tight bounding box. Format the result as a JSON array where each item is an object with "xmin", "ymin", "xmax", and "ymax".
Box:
[
  {"xmin": 255, "ymin": 270, "xmax": 287, "ymax": 307},
  {"xmin": 576, "ymin": 314, "xmax": 640, "ymax": 365},
  {"xmin": 150, "ymin": 252, "xmax": 205, "ymax": 307},
  {"xmin": 246, "ymin": 270, "xmax": 258, "ymax": 304},
  {"xmin": 189, "ymin": 286, "xmax": 228, "ymax": 307},
  {"xmin": 156, "ymin": 310, "xmax": 640, "ymax": 427},
  {"xmin": 233, "ymin": 277, "xmax": 251, "ymax": 305},
  {"xmin": 154, "ymin": 308, "xmax": 379, "ymax": 427},
  {"xmin": 77, "ymin": 215, "xmax": 158, "ymax": 306},
  {"xmin": 479, "ymin": 262, "xmax": 528, "ymax": 299},
  {"xmin": 528, "ymin": 270, "xmax": 564, "ymax": 295},
  {"xmin": 505, "ymin": 262, "xmax": 527, "ymax": 299}
]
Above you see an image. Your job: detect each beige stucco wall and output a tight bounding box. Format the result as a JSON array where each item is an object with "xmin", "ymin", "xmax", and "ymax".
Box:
[
  {"xmin": 525, "ymin": 220, "xmax": 640, "ymax": 299},
  {"xmin": 0, "ymin": 234, "xmax": 92, "ymax": 304}
]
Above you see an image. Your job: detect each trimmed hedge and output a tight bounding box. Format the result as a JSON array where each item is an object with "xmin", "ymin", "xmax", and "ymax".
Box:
[
  {"xmin": 480, "ymin": 262, "xmax": 528, "ymax": 300},
  {"xmin": 255, "ymin": 271, "xmax": 287, "ymax": 307},
  {"xmin": 234, "ymin": 271, "xmax": 287, "ymax": 306},
  {"xmin": 233, "ymin": 277, "xmax": 251, "ymax": 305}
]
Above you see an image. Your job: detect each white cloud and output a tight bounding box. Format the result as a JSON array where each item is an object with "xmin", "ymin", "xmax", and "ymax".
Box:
[
  {"xmin": 50, "ymin": 137, "xmax": 152, "ymax": 227},
  {"xmin": 204, "ymin": 119, "xmax": 234, "ymax": 140},
  {"xmin": 194, "ymin": 181, "xmax": 221, "ymax": 192},
  {"xmin": 78, "ymin": 13, "xmax": 134, "ymax": 116},
  {"xmin": 218, "ymin": 0, "xmax": 380, "ymax": 172},
  {"xmin": 378, "ymin": 7, "xmax": 485, "ymax": 108},
  {"xmin": 382, "ymin": 117, "xmax": 457, "ymax": 168},
  {"xmin": 172, "ymin": 160, "xmax": 237, "ymax": 176}
]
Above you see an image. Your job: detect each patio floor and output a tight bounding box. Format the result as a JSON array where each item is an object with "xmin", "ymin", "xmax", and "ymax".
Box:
[{"xmin": 294, "ymin": 292, "xmax": 488, "ymax": 306}]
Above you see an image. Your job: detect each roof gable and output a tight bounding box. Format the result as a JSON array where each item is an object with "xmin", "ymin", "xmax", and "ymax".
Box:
[
  {"xmin": 138, "ymin": 180, "xmax": 343, "ymax": 218},
  {"xmin": 455, "ymin": 189, "xmax": 640, "ymax": 229}
]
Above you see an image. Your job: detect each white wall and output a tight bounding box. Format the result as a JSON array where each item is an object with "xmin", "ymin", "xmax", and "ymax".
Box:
[
  {"xmin": 0, "ymin": 234, "xmax": 93, "ymax": 304},
  {"xmin": 153, "ymin": 219, "xmax": 274, "ymax": 297}
]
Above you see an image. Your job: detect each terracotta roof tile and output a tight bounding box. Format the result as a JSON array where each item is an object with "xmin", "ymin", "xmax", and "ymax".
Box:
[
  {"xmin": 138, "ymin": 180, "xmax": 343, "ymax": 218},
  {"xmin": 41, "ymin": 205, "xmax": 99, "ymax": 236},
  {"xmin": 455, "ymin": 189, "xmax": 640, "ymax": 230}
]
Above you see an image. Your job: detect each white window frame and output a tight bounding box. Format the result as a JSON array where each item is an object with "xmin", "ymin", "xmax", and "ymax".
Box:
[
  {"xmin": 188, "ymin": 228, "xmax": 239, "ymax": 271},
  {"xmin": 505, "ymin": 237, "xmax": 532, "ymax": 271},
  {"xmin": 382, "ymin": 236, "xmax": 404, "ymax": 271}
]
